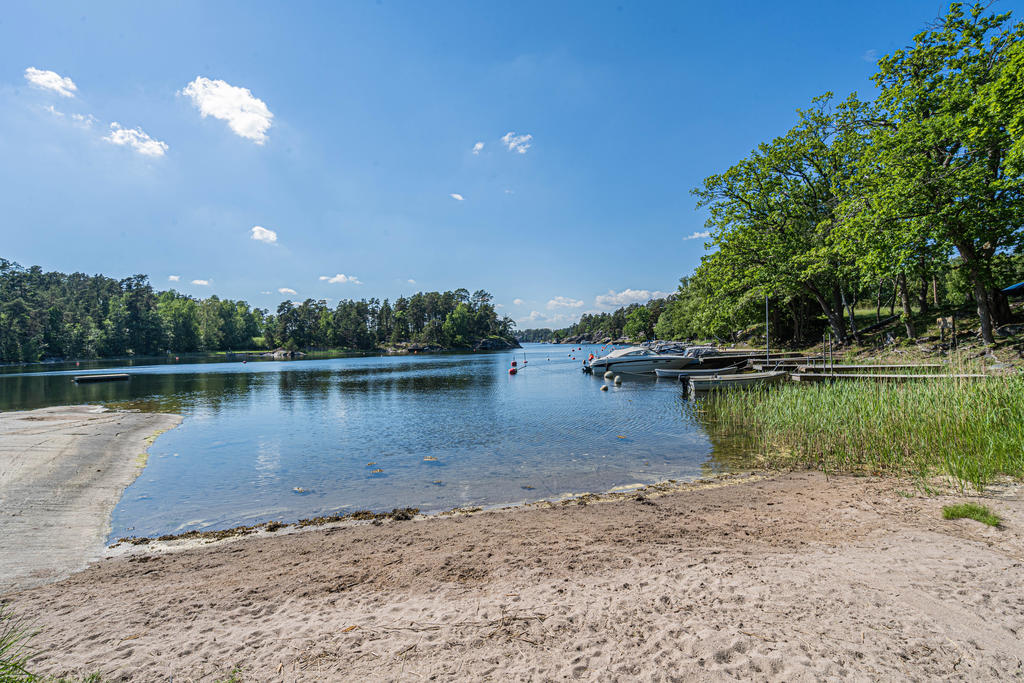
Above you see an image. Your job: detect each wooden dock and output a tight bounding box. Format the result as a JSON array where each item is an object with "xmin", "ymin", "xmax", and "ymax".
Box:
[
  {"xmin": 72, "ymin": 373, "xmax": 131, "ymax": 383},
  {"xmin": 794, "ymin": 363, "xmax": 946, "ymax": 373},
  {"xmin": 791, "ymin": 373, "xmax": 988, "ymax": 383}
]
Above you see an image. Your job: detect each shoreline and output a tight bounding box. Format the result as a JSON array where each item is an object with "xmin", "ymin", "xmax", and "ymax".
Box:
[
  {"xmin": 4, "ymin": 406, "xmax": 1024, "ymax": 679},
  {"xmin": 0, "ymin": 405, "xmax": 181, "ymax": 594},
  {"xmin": 8, "ymin": 469, "xmax": 1024, "ymax": 679}
]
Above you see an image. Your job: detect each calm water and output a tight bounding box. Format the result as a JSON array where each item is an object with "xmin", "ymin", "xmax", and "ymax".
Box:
[{"xmin": 0, "ymin": 344, "xmax": 746, "ymax": 539}]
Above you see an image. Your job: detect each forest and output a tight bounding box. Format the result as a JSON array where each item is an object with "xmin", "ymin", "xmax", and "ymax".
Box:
[
  {"xmin": 525, "ymin": 4, "xmax": 1024, "ymax": 347},
  {"xmin": 0, "ymin": 258, "xmax": 514, "ymax": 362}
]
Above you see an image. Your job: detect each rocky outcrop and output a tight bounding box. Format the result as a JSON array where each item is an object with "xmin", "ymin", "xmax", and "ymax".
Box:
[
  {"xmin": 474, "ymin": 337, "xmax": 521, "ymax": 351},
  {"xmin": 261, "ymin": 348, "xmax": 306, "ymax": 359}
]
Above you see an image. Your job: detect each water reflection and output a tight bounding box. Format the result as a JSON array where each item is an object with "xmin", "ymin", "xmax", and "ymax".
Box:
[{"xmin": 0, "ymin": 345, "xmax": 753, "ymax": 538}]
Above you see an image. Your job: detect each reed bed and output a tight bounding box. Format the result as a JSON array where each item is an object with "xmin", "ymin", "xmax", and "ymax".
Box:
[{"xmin": 699, "ymin": 375, "xmax": 1024, "ymax": 491}]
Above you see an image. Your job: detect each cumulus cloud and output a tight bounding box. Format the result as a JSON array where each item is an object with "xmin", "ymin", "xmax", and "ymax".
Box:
[
  {"xmin": 192, "ymin": 279, "xmax": 210, "ymax": 286},
  {"xmin": 595, "ymin": 288, "xmax": 670, "ymax": 308},
  {"xmin": 512, "ymin": 298, "xmax": 525, "ymax": 306},
  {"xmin": 103, "ymin": 123, "xmax": 168, "ymax": 157},
  {"xmin": 449, "ymin": 193, "xmax": 464, "ymax": 201},
  {"xmin": 684, "ymin": 231, "xmax": 711, "ymax": 240},
  {"xmin": 181, "ymin": 76, "xmax": 274, "ymax": 144},
  {"xmin": 250, "ymin": 225, "xmax": 277, "ymax": 244},
  {"xmin": 319, "ymin": 274, "xmax": 362, "ymax": 285},
  {"xmin": 501, "ymin": 131, "xmax": 532, "ymax": 154},
  {"xmin": 168, "ymin": 275, "xmax": 180, "ymax": 282},
  {"xmin": 278, "ymin": 287, "xmax": 297, "ymax": 295},
  {"xmin": 407, "ymin": 279, "xmax": 416, "ymax": 284},
  {"xmin": 24, "ymin": 67, "xmax": 77, "ymax": 97},
  {"xmin": 547, "ymin": 296, "xmax": 584, "ymax": 310},
  {"xmin": 472, "ymin": 141, "xmax": 484, "ymax": 155}
]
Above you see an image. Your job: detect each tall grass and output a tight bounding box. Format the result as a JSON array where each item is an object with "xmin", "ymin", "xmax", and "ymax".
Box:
[
  {"xmin": 699, "ymin": 375, "xmax": 1024, "ymax": 491},
  {"xmin": 0, "ymin": 604, "xmax": 38, "ymax": 682}
]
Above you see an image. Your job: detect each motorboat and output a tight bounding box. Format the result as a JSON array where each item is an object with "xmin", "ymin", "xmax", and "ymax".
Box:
[
  {"xmin": 587, "ymin": 346, "xmax": 698, "ymax": 375},
  {"xmin": 687, "ymin": 370, "xmax": 789, "ymax": 393},
  {"xmin": 654, "ymin": 364, "xmax": 743, "ymax": 379}
]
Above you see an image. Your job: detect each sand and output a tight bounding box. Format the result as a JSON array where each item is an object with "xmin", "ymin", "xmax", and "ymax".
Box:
[
  {"xmin": 6, "ymin": 452, "xmax": 1024, "ymax": 680},
  {"xmin": 0, "ymin": 406, "xmax": 181, "ymax": 593}
]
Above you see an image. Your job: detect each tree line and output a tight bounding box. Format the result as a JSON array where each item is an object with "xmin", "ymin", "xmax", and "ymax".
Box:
[{"xmin": 0, "ymin": 259, "xmax": 514, "ymax": 362}]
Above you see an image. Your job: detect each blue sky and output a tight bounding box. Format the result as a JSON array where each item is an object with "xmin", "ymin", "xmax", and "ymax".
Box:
[{"xmin": 1, "ymin": 1, "xmax": 1013, "ymax": 328}]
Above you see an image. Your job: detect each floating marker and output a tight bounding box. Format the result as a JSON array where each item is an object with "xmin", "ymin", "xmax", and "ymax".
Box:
[{"xmin": 600, "ymin": 385, "xmax": 608, "ymax": 391}]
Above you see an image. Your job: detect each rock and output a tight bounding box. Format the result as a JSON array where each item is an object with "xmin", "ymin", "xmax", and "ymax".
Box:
[{"xmin": 473, "ymin": 337, "xmax": 521, "ymax": 351}]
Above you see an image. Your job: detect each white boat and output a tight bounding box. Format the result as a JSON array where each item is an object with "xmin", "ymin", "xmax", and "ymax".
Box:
[
  {"xmin": 688, "ymin": 370, "xmax": 789, "ymax": 392},
  {"xmin": 588, "ymin": 346, "xmax": 698, "ymax": 375},
  {"xmin": 655, "ymin": 364, "xmax": 742, "ymax": 379}
]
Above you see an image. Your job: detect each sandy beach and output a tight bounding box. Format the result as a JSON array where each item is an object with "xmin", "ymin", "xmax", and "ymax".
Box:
[
  {"xmin": 3, "ymin": 409, "xmax": 1023, "ymax": 681},
  {"xmin": 0, "ymin": 406, "xmax": 181, "ymax": 593}
]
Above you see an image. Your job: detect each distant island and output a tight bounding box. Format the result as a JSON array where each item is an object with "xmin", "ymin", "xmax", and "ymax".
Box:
[{"xmin": 0, "ymin": 258, "xmax": 518, "ymax": 363}]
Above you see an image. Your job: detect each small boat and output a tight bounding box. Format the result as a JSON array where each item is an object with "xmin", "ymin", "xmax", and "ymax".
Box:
[
  {"xmin": 688, "ymin": 370, "xmax": 789, "ymax": 392},
  {"xmin": 655, "ymin": 364, "xmax": 742, "ymax": 379},
  {"xmin": 588, "ymin": 346, "xmax": 698, "ymax": 375},
  {"xmin": 72, "ymin": 373, "xmax": 131, "ymax": 383}
]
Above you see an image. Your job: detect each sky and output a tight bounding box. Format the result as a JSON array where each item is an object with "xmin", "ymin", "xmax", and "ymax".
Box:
[{"xmin": 2, "ymin": 1, "xmax": 1018, "ymax": 328}]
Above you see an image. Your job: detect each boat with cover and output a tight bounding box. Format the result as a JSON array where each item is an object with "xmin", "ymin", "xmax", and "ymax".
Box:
[
  {"xmin": 588, "ymin": 346, "xmax": 698, "ymax": 375},
  {"xmin": 687, "ymin": 370, "xmax": 789, "ymax": 392},
  {"xmin": 654, "ymin": 364, "xmax": 742, "ymax": 379}
]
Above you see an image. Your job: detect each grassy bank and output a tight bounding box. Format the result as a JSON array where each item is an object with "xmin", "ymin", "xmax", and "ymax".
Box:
[{"xmin": 699, "ymin": 376, "xmax": 1024, "ymax": 491}]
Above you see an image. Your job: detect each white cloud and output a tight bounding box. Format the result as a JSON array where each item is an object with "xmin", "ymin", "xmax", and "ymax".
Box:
[
  {"xmin": 684, "ymin": 231, "xmax": 711, "ymax": 240},
  {"xmin": 595, "ymin": 288, "xmax": 670, "ymax": 308},
  {"xmin": 192, "ymin": 279, "xmax": 210, "ymax": 286},
  {"xmin": 501, "ymin": 131, "xmax": 532, "ymax": 154},
  {"xmin": 250, "ymin": 225, "xmax": 277, "ymax": 244},
  {"xmin": 24, "ymin": 67, "xmax": 77, "ymax": 98},
  {"xmin": 495, "ymin": 303, "xmax": 504, "ymax": 308},
  {"xmin": 524, "ymin": 310, "xmax": 573, "ymax": 325},
  {"xmin": 70, "ymin": 113, "xmax": 96, "ymax": 128},
  {"xmin": 44, "ymin": 104, "xmax": 64, "ymax": 118},
  {"xmin": 512, "ymin": 298, "xmax": 525, "ymax": 306},
  {"xmin": 407, "ymin": 279, "xmax": 416, "ymax": 284},
  {"xmin": 504, "ymin": 188, "xmax": 515, "ymax": 194},
  {"xmin": 168, "ymin": 275, "xmax": 180, "ymax": 282},
  {"xmin": 278, "ymin": 287, "xmax": 297, "ymax": 295},
  {"xmin": 450, "ymin": 193, "xmax": 464, "ymax": 201},
  {"xmin": 181, "ymin": 76, "xmax": 274, "ymax": 144},
  {"xmin": 547, "ymin": 296, "xmax": 584, "ymax": 310},
  {"xmin": 260, "ymin": 290, "xmax": 271, "ymax": 295},
  {"xmin": 472, "ymin": 141, "xmax": 484, "ymax": 155},
  {"xmin": 319, "ymin": 273, "xmax": 362, "ymax": 285},
  {"xmin": 103, "ymin": 123, "xmax": 168, "ymax": 157}
]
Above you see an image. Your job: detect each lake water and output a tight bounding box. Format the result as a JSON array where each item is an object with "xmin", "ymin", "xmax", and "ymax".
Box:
[{"xmin": 0, "ymin": 344, "xmax": 746, "ymax": 539}]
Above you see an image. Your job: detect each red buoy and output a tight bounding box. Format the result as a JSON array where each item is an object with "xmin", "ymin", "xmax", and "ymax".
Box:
[
  {"xmin": 511, "ymin": 360, "xmax": 517, "ymax": 367},
  {"xmin": 509, "ymin": 367, "xmax": 517, "ymax": 375}
]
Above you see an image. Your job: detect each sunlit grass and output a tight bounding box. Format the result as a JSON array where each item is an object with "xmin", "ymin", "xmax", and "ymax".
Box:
[
  {"xmin": 942, "ymin": 503, "xmax": 1001, "ymax": 527},
  {"xmin": 698, "ymin": 375, "xmax": 1024, "ymax": 491}
]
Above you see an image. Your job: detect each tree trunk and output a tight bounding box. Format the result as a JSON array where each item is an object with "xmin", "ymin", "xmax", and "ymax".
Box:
[
  {"xmin": 931, "ymin": 276, "xmax": 940, "ymax": 308},
  {"xmin": 841, "ymin": 289, "xmax": 860, "ymax": 345},
  {"xmin": 917, "ymin": 271, "xmax": 930, "ymax": 317},
  {"xmin": 955, "ymin": 242, "xmax": 996, "ymax": 345},
  {"xmin": 897, "ymin": 272, "xmax": 916, "ymax": 339},
  {"xmin": 875, "ymin": 280, "xmax": 882, "ymax": 324},
  {"xmin": 888, "ymin": 278, "xmax": 897, "ymax": 317}
]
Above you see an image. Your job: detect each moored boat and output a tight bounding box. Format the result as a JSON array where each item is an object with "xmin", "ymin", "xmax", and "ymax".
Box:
[
  {"xmin": 687, "ymin": 370, "xmax": 788, "ymax": 392},
  {"xmin": 588, "ymin": 346, "xmax": 698, "ymax": 375},
  {"xmin": 654, "ymin": 364, "xmax": 742, "ymax": 379}
]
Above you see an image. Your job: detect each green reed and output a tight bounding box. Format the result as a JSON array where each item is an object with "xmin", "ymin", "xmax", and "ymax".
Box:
[{"xmin": 698, "ymin": 375, "xmax": 1024, "ymax": 491}]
